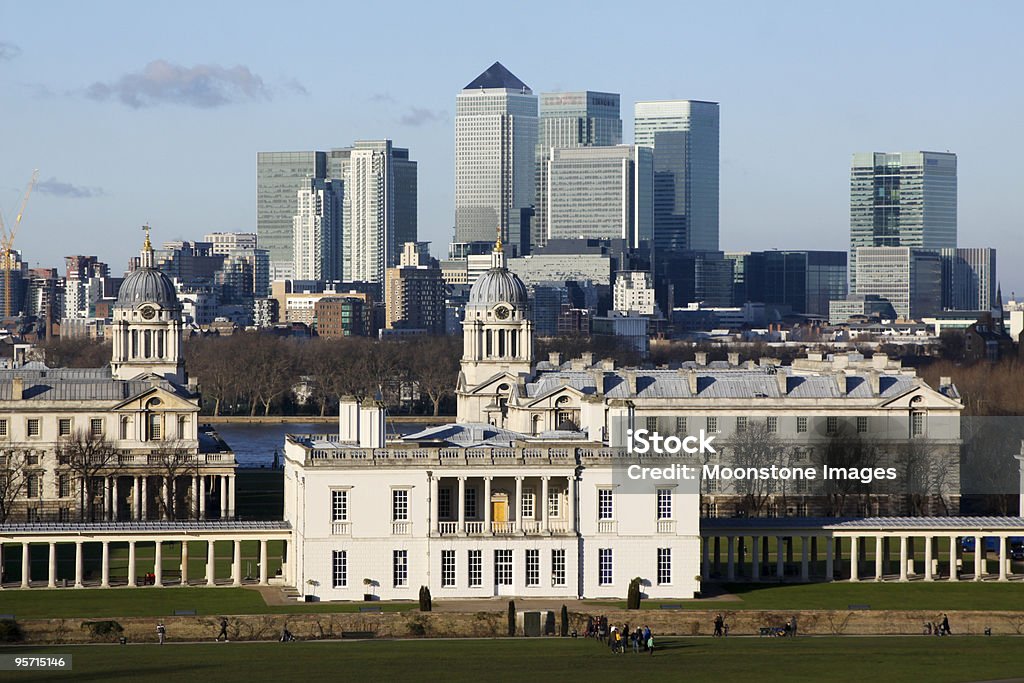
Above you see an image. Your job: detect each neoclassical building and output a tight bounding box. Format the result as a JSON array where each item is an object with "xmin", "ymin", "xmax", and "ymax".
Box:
[{"xmin": 0, "ymin": 232, "xmax": 236, "ymax": 523}]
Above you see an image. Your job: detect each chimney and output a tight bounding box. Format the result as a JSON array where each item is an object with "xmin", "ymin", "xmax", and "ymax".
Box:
[
  {"xmin": 580, "ymin": 352, "xmax": 594, "ymax": 367},
  {"xmin": 727, "ymin": 352, "xmax": 740, "ymax": 367},
  {"xmin": 776, "ymin": 372, "xmax": 788, "ymax": 395},
  {"xmin": 687, "ymin": 369, "xmax": 699, "ymax": 395},
  {"xmin": 940, "ymin": 376, "xmax": 952, "ymax": 388},
  {"xmin": 625, "ymin": 370, "xmax": 638, "ymax": 395},
  {"xmin": 548, "ymin": 352, "xmax": 562, "ymax": 367},
  {"xmin": 694, "ymin": 351, "xmax": 708, "ymax": 366},
  {"xmin": 835, "ymin": 374, "xmax": 847, "ymax": 396},
  {"xmin": 11, "ymin": 377, "xmax": 24, "ymax": 401},
  {"xmin": 869, "ymin": 371, "xmax": 881, "ymax": 396},
  {"xmin": 872, "ymin": 353, "xmax": 889, "ymax": 370}
]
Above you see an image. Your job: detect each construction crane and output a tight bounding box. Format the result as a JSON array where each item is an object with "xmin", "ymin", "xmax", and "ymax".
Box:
[{"xmin": 0, "ymin": 170, "xmax": 39, "ymax": 319}]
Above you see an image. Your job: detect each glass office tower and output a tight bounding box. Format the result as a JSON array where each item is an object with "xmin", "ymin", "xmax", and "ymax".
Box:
[
  {"xmin": 455, "ymin": 62, "xmax": 537, "ymax": 247},
  {"xmin": 634, "ymin": 100, "xmax": 720, "ymax": 253},
  {"xmin": 257, "ymin": 151, "xmax": 327, "ymax": 280},
  {"xmin": 849, "ymin": 151, "xmax": 957, "ymax": 289}
]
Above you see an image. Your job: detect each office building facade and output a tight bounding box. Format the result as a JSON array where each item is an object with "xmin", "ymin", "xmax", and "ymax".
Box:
[
  {"xmin": 727, "ymin": 251, "xmax": 847, "ymax": 317},
  {"xmin": 455, "ymin": 62, "xmax": 537, "ymax": 247},
  {"xmin": 855, "ymin": 246, "xmax": 942, "ymax": 319},
  {"xmin": 257, "ymin": 151, "xmax": 327, "ymax": 280},
  {"xmin": 292, "ymin": 178, "xmax": 343, "ymax": 282},
  {"xmin": 634, "ymin": 100, "xmax": 720, "ymax": 252},
  {"xmin": 941, "ymin": 247, "xmax": 997, "ymax": 311}
]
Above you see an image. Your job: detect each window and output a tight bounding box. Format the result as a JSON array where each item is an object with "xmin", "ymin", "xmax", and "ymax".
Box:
[
  {"xmin": 0, "ymin": 419, "xmax": 6, "ymax": 437},
  {"xmin": 521, "ymin": 488, "xmax": 535, "ymax": 519},
  {"xmin": 548, "ymin": 488, "xmax": 561, "ymax": 518},
  {"xmin": 552, "ymin": 549, "xmax": 566, "ymax": 586},
  {"xmin": 645, "ymin": 416, "xmax": 658, "ymax": 432},
  {"xmin": 657, "ymin": 488, "xmax": 672, "ymax": 519},
  {"xmin": 120, "ymin": 416, "xmax": 130, "ymax": 440},
  {"xmin": 736, "ymin": 416, "xmax": 748, "ymax": 433},
  {"xmin": 26, "ymin": 507, "xmax": 39, "ymax": 523},
  {"xmin": 331, "ymin": 489, "xmax": 348, "ymax": 522},
  {"xmin": 657, "ymin": 548, "xmax": 672, "ymax": 585},
  {"xmin": 598, "ymin": 548, "xmax": 613, "ymax": 586},
  {"xmin": 178, "ymin": 416, "xmax": 188, "ymax": 439},
  {"xmin": 598, "ymin": 488, "xmax": 613, "ymax": 520},
  {"xmin": 27, "ymin": 419, "xmax": 40, "ymax": 438},
  {"xmin": 26, "ymin": 452, "xmax": 39, "ymax": 465},
  {"xmin": 706, "ymin": 417, "xmax": 719, "ymax": 433},
  {"xmin": 911, "ymin": 411, "xmax": 925, "ymax": 437},
  {"xmin": 675, "ymin": 416, "xmax": 687, "ymax": 434},
  {"xmin": 495, "ymin": 549, "xmax": 513, "ymax": 586},
  {"xmin": 90, "ymin": 418, "xmax": 104, "ymax": 438},
  {"xmin": 797, "ymin": 417, "xmax": 808, "ymax": 433},
  {"xmin": 59, "ymin": 418, "xmax": 72, "ymax": 437},
  {"xmin": 465, "ymin": 487, "xmax": 477, "ymax": 519},
  {"xmin": 468, "ymin": 550, "xmax": 482, "ymax": 587},
  {"xmin": 767, "ymin": 416, "xmax": 778, "ymax": 433},
  {"xmin": 392, "ymin": 489, "xmax": 409, "ymax": 521},
  {"xmin": 857, "ymin": 416, "xmax": 868, "ymax": 433},
  {"xmin": 826, "ymin": 416, "xmax": 838, "ymax": 434},
  {"xmin": 332, "ymin": 550, "xmax": 347, "ymax": 588},
  {"xmin": 27, "ymin": 473, "xmax": 41, "ymax": 498},
  {"xmin": 59, "ymin": 474, "xmax": 71, "ymax": 498},
  {"xmin": 58, "ymin": 508, "xmax": 70, "ymax": 523},
  {"xmin": 438, "ymin": 487, "xmax": 452, "ymax": 518},
  {"xmin": 148, "ymin": 413, "xmax": 161, "ymax": 440},
  {"xmin": 392, "ymin": 550, "xmax": 408, "ymax": 587},
  {"xmin": 441, "ymin": 550, "xmax": 456, "ymax": 587},
  {"xmin": 525, "ymin": 549, "xmax": 540, "ymax": 587}
]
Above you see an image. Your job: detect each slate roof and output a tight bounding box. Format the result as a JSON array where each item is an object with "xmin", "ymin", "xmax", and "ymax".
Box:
[
  {"xmin": 0, "ymin": 365, "xmax": 191, "ymax": 402},
  {"xmin": 464, "ymin": 62, "xmax": 530, "ymax": 91},
  {"xmin": 401, "ymin": 422, "xmax": 585, "ymax": 447}
]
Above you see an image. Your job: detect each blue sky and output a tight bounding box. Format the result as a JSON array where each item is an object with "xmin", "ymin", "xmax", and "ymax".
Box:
[{"xmin": 2, "ymin": 1, "xmax": 1022, "ymax": 295}]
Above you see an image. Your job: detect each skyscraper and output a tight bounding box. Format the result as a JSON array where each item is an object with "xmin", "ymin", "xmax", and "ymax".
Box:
[
  {"xmin": 849, "ymin": 151, "xmax": 957, "ymax": 289},
  {"xmin": 855, "ymin": 246, "xmax": 941, "ymax": 319},
  {"xmin": 634, "ymin": 100, "xmax": 720, "ymax": 252},
  {"xmin": 941, "ymin": 247, "xmax": 997, "ymax": 311},
  {"xmin": 455, "ymin": 62, "xmax": 537, "ymax": 247},
  {"xmin": 332, "ymin": 140, "xmax": 417, "ymax": 283},
  {"xmin": 533, "ymin": 91, "xmax": 622, "ymax": 250},
  {"xmin": 544, "ymin": 145, "xmax": 652, "ymax": 247},
  {"xmin": 257, "ymin": 151, "xmax": 327, "ymax": 279},
  {"xmin": 292, "ymin": 178, "xmax": 343, "ymax": 281}
]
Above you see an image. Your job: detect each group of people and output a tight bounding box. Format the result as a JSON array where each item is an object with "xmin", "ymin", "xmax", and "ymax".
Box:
[
  {"xmin": 925, "ymin": 614, "xmax": 952, "ymax": 636},
  {"xmin": 585, "ymin": 617, "xmax": 654, "ymax": 655}
]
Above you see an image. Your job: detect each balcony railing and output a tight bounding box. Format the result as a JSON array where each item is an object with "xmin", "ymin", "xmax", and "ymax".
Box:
[
  {"xmin": 548, "ymin": 520, "xmax": 570, "ymax": 534},
  {"xmin": 465, "ymin": 521, "xmax": 485, "ymax": 535},
  {"xmin": 657, "ymin": 519, "xmax": 676, "ymax": 534},
  {"xmin": 597, "ymin": 520, "xmax": 617, "ymax": 534},
  {"xmin": 115, "ymin": 452, "xmax": 236, "ymax": 467},
  {"xmin": 392, "ymin": 521, "xmax": 411, "ymax": 535},
  {"xmin": 520, "ymin": 519, "xmax": 540, "ymax": 534},
  {"xmin": 491, "ymin": 521, "xmax": 516, "ymax": 535},
  {"xmin": 332, "ymin": 521, "xmax": 351, "ymax": 535},
  {"xmin": 438, "ymin": 521, "xmax": 458, "ymax": 535}
]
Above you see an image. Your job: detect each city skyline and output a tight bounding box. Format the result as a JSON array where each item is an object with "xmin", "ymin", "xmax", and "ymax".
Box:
[{"xmin": 2, "ymin": 2, "xmax": 1023, "ymax": 293}]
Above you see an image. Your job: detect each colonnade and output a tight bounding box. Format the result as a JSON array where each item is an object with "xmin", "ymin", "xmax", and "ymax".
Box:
[{"xmin": 96, "ymin": 473, "xmax": 236, "ymax": 521}]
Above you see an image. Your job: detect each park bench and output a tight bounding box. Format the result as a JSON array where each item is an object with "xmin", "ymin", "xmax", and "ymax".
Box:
[
  {"xmin": 358, "ymin": 606, "xmax": 383, "ymax": 613},
  {"xmin": 341, "ymin": 631, "xmax": 376, "ymax": 639},
  {"xmin": 658, "ymin": 604, "xmax": 682, "ymax": 610}
]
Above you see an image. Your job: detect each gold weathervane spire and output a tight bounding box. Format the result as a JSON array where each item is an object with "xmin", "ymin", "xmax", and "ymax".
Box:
[
  {"xmin": 142, "ymin": 223, "xmax": 153, "ymax": 251},
  {"xmin": 494, "ymin": 225, "xmax": 503, "ymax": 253}
]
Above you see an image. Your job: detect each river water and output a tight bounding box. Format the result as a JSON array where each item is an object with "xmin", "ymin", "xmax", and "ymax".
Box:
[{"xmin": 211, "ymin": 421, "xmax": 445, "ymax": 468}]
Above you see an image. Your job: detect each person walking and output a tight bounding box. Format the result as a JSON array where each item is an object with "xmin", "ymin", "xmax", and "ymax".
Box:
[
  {"xmin": 642, "ymin": 625, "xmax": 651, "ymax": 651},
  {"xmin": 941, "ymin": 613, "xmax": 952, "ymax": 636},
  {"xmin": 217, "ymin": 617, "xmax": 229, "ymax": 642},
  {"xmin": 156, "ymin": 622, "xmax": 166, "ymax": 645},
  {"xmin": 647, "ymin": 630, "xmax": 654, "ymax": 656},
  {"xmin": 789, "ymin": 616, "xmax": 798, "ymax": 638},
  {"xmin": 714, "ymin": 613, "xmax": 724, "ymax": 637}
]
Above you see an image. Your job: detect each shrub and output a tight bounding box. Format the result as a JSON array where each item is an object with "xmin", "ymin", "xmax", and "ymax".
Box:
[
  {"xmin": 418, "ymin": 585, "xmax": 432, "ymax": 612},
  {"xmin": 560, "ymin": 605, "xmax": 569, "ymax": 637},
  {"xmin": 81, "ymin": 620, "xmax": 124, "ymax": 640},
  {"xmin": 406, "ymin": 615, "xmax": 428, "ymax": 637},
  {"xmin": 627, "ymin": 577, "xmax": 643, "ymax": 610},
  {"xmin": 507, "ymin": 600, "xmax": 516, "ymax": 637},
  {"xmin": 0, "ymin": 619, "xmax": 24, "ymax": 643}
]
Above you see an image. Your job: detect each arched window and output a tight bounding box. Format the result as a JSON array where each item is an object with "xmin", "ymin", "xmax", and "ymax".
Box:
[
  {"xmin": 485, "ymin": 329, "xmax": 492, "ymax": 357},
  {"xmin": 131, "ymin": 330, "xmax": 138, "ymax": 358},
  {"xmin": 156, "ymin": 330, "xmax": 165, "ymax": 358},
  {"xmin": 148, "ymin": 413, "xmax": 162, "ymax": 441},
  {"xmin": 120, "ymin": 416, "xmax": 131, "ymax": 440},
  {"xmin": 178, "ymin": 415, "xmax": 188, "ymax": 439},
  {"xmin": 510, "ymin": 330, "xmax": 518, "ymax": 357},
  {"xmin": 497, "ymin": 329, "xmax": 505, "ymax": 357},
  {"xmin": 144, "ymin": 330, "xmax": 152, "ymax": 358}
]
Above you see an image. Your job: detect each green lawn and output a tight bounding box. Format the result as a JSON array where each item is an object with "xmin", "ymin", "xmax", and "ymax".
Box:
[
  {"xmin": 1, "ymin": 637, "xmax": 1020, "ymax": 682},
  {"xmin": 589, "ymin": 581, "xmax": 1024, "ymax": 611},
  {"xmin": 0, "ymin": 588, "xmax": 414, "ymax": 620}
]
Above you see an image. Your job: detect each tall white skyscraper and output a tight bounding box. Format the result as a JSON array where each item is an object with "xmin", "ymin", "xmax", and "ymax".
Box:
[
  {"xmin": 292, "ymin": 178, "xmax": 342, "ymax": 281},
  {"xmin": 455, "ymin": 62, "xmax": 537, "ymax": 247},
  {"xmin": 634, "ymin": 100, "xmax": 720, "ymax": 252},
  {"xmin": 333, "ymin": 140, "xmax": 418, "ymax": 283}
]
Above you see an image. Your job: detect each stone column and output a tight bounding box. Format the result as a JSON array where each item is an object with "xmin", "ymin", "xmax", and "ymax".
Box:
[
  {"xmin": 457, "ymin": 476, "xmax": 467, "ymax": 534},
  {"xmin": 181, "ymin": 542, "xmax": 189, "ymax": 586},
  {"xmin": 999, "ymin": 536, "xmax": 1008, "ymax": 581},
  {"xmin": 850, "ymin": 537, "xmax": 859, "ymax": 582},
  {"xmin": 199, "ymin": 476, "xmax": 207, "ymax": 519},
  {"xmin": 874, "ymin": 536, "xmax": 883, "ymax": 580},
  {"xmin": 752, "ymin": 536, "xmax": 761, "ymax": 582},
  {"xmin": 232, "ymin": 541, "xmax": 242, "ymax": 586},
  {"xmin": 484, "ymin": 477, "xmax": 492, "ymax": 534},
  {"xmin": 220, "ymin": 475, "xmax": 228, "ymax": 518},
  {"xmin": 514, "ymin": 476, "xmax": 523, "ymax": 530},
  {"xmin": 430, "ymin": 476, "xmax": 439, "ymax": 535},
  {"xmin": 825, "ymin": 537, "xmax": 834, "ymax": 581},
  {"xmin": 127, "ymin": 541, "xmax": 137, "ymax": 587},
  {"xmin": 74, "ymin": 542, "xmax": 84, "ymax": 588},
  {"xmin": 207, "ymin": 540, "xmax": 216, "ymax": 586},
  {"xmin": 566, "ymin": 475, "xmax": 576, "ymax": 534},
  {"xmin": 726, "ymin": 536, "xmax": 736, "ymax": 581},
  {"xmin": 228, "ymin": 476, "xmax": 236, "ymax": 519},
  {"xmin": 192, "ymin": 477, "xmax": 200, "ymax": 519},
  {"xmin": 101, "ymin": 541, "xmax": 110, "ymax": 588},
  {"xmin": 163, "ymin": 477, "xmax": 172, "ymax": 521},
  {"xmin": 141, "ymin": 476, "xmax": 148, "ymax": 521},
  {"xmin": 925, "ymin": 536, "xmax": 934, "ymax": 581},
  {"xmin": 21, "ymin": 543, "xmax": 30, "ymax": 588},
  {"xmin": 899, "ymin": 536, "xmax": 909, "ymax": 582},
  {"xmin": 133, "ymin": 476, "xmax": 141, "ymax": 520},
  {"xmin": 949, "ymin": 536, "xmax": 959, "ymax": 581},
  {"xmin": 974, "ymin": 535, "xmax": 984, "ymax": 581},
  {"xmin": 154, "ymin": 541, "xmax": 163, "ymax": 587},
  {"xmin": 259, "ymin": 540, "xmax": 269, "ymax": 585},
  {"xmin": 104, "ymin": 476, "xmax": 111, "ymax": 520},
  {"xmin": 540, "ymin": 476, "xmax": 549, "ymax": 534},
  {"xmin": 800, "ymin": 536, "xmax": 809, "ymax": 582},
  {"xmin": 47, "ymin": 542, "xmax": 57, "ymax": 588},
  {"xmin": 112, "ymin": 477, "xmax": 120, "ymax": 521},
  {"xmin": 775, "ymin": 536, "xmax": 784, "ymax": 579}
]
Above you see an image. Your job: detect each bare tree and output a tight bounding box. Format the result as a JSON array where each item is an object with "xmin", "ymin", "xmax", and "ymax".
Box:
[
  {"xmin": 727, "ymin": 422, "xmax": 792, "ymax": 517},
  {"xmin": 813, "ymin": 424, "xmax": 879, "ymax": 517},
  {"xmin": 56, "ymin": 430, "xmax": 120, "ymax": 522},
  {"xmin": 893, "ymin": 439, "xmax": 957, "ymax": 517},
  {"xmin": 150, "ymin": 441, "xmax": 200, "ymax": 520},
  {"xmin": 0, "ymin": 449, "xmax": 29, "ymax": 523},
  {"xmin": 410, "ymin": 336, "xmax": 461, "ymax": 416}
]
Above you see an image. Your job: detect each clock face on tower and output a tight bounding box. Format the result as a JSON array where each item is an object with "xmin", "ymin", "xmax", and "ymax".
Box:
[
  {"xmin": 140, "ymin": 306, "xmax": 156, "ymax": 320},
  {"xmin": 494, "ymin": 305, "xmax": 510, "ymax": 320}
]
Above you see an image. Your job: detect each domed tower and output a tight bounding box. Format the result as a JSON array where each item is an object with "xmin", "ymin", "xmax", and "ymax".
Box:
[
  {"xmin": 457, "ymin": 235, "xmax": 534, "ymax": 422},
  {"xmin": 110, "ymin": 227, "xmax": 185, "ymax": 383}
]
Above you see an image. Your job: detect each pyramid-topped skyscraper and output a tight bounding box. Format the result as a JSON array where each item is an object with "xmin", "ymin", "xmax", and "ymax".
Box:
[{"xmin": 455, "ymin": 62, "xmax": 537, "ymax": 249}]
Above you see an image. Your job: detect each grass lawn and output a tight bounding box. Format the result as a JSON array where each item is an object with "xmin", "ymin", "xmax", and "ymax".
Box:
[
  {"xmin": 589, "ymin": 581, "xmax": 1024, "ymax": 611},
  {"xmin": 1, "ymin": 636, "xmax": 1020, "ymax": 682},
  {"xmin": 0, "ymin": 588, "xmax": 414, "ymax": 620}
]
